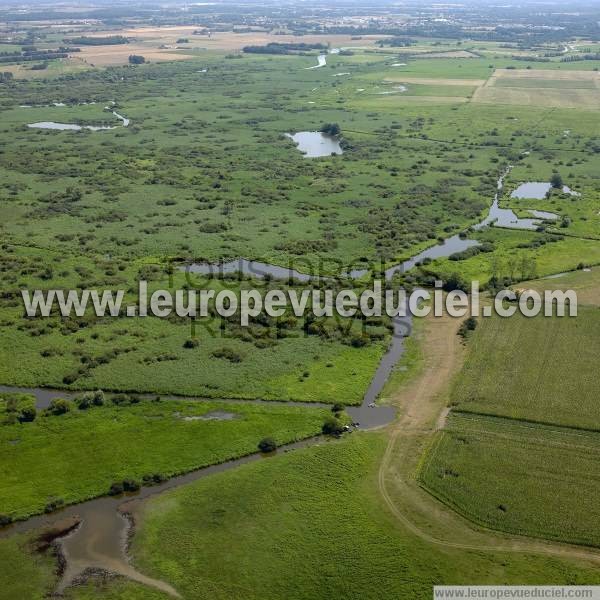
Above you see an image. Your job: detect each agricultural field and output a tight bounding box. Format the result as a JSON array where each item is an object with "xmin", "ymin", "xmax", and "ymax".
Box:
[
  {"xmin": 473, "ymin": 68, "xmax": 600, "ymax": 109},
  {"xmin": 421, "ymin": 303, "xmax": 600, "ymax": 546},
  {"xmin": 449, "ymin": 307, "xmax": 600, "ymax": 429},
  {"xmin": 518, "ymin": 266, "xmax": 600, "ymax": 307},
  {"xmin": 421, "ymin": 412, "xmax": 600, "ymax": 547}
]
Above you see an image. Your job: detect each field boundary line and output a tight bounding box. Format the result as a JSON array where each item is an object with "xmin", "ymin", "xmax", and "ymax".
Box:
[{"xmin": 451, "ymin": 409, "xmax": 600, "ymax": 436}]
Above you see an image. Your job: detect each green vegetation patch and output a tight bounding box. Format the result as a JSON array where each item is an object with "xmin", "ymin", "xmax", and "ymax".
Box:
[
  {"xmin": 450, "ymin": 308, "xmax": 600, "ymax": 430},
  {"xmin": 428, "ymin": 228, "xmax": 600, "ymax": 285},
  {"xmin": 0, "ymin": 397, "xmax": 328, "ymax": 519},
  {"xmin": 1, "ymin": 433, "xmax": 599, "ymax": 598},
  {"xmin": 421, "ymin": 412, "xmax": 600, "ymax": 547},
  {"xmin": 128, "ymin": 433, "xmax": 600, "ymax": 599}
]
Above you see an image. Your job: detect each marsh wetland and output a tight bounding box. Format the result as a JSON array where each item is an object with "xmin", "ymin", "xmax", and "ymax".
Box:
[{"xmin": 1, "ymin": 1, "xmax": 600, "ymax": 597}]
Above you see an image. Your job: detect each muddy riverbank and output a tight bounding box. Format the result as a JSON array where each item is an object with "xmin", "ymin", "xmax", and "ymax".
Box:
[{"xmin": 1, "ymin": 436, "xmax": 326, "ymax": 597}]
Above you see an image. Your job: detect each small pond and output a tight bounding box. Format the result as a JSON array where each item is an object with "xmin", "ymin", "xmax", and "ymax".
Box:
[
  {"xmin": 378, "ymin": 85, "xmax": 407, "ymax": 94},
  {"xmin": 286, "ymin": 131, "xmax": 343, "ymax": 158},
  {"xmin": 28, "ymin": 109, "xmax": 130, "ymax": 131},
  {"xmin": 511, "ymin": 181, "xmax": 579, "ymax": 199},
  {"xmin": 28, "ymin": 122, "xmax": 115, "ymax": 131},
  {"xmin": 183, "ymin": 410, "xmax": 238, "ymax": 421}
]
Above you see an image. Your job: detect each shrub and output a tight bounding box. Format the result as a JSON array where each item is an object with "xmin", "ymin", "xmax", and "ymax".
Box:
[
  {"xmin": 320, "ymin": 123, "xmax": 341, "ymax": 136},
  {"xmin": 332, "ymin": 403, "xmax": 345, "ymax": 414},
  {"xmin": 211, "ymin": 347, "xmax": 243, "ymax": 363},
  {"xmin": 122, "ymin": 479, "xmax": 140, "ymax": 492},
  {"xmin": 458, "ymin": 316, "xmax": 478, "ymax": 339},
  {"xmin": 443, "ymin": 273, "xmax": 468, "ymax": 292},
  {"xmin": 0, "ymin": 514, "xmax": 13, "ymax": 527},
  {"xmin": 350, "ymin": 334, "xmax": 369, "ymax": 348},
  {"xmin": 18, "ymin": 406, "xmax": 36, "ymax": 423},
  {"xmin": 183, "ymin": 338, "xmax": 199, "ymax": 349},
  {"xmin": 322, "ymin": 416, "xmax": 345, "ymax": 436},
  {"xmin": 44, "ymin": 498, "xmax": 64, "ymax": 513},
  {"xmin": 62, "ymin": 373, "xmax": 78, "ymax": 385},
  {"xmin": 142, "ymin": 473, "xmax": 167, "ymax": 486},
  {"xmin": 258, "ymin": 437, "xmax": 277, "ymax": 453},
  {"xmin": 76, "ymin": 392, "xmax": 94, "ymax": 410},
  {"xmin": 108, "ymin": 482, "xmax": 124, "ymax": 496},
  {"xmin": 92, "ymin": 390, "xmax": 105, "ymax": 406},
  {"xmin": 46, "ymin": 398, "xmax": 70, "ymax": 416},
  {"xmin": 550, "ymin": 172, "xmax": 563, "ymax": 189}
]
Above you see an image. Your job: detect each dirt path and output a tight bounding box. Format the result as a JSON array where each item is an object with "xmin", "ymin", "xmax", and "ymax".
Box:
[{"xmin": 377, "ymin": 313, "xmax": 600, "ymax": 566}]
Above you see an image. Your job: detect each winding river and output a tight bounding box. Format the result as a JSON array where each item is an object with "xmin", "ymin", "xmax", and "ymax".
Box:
[
  {"xmin": 186, "ymin": 167, "xmax": 555, "ymax": 282},
  {"xmin": 0, "ymin": 166, "xmax": 559, "ymax": 594}
]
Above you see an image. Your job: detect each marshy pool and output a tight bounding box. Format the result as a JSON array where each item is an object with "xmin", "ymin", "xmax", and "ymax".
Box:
[
  {"xmin": 285, "ymin": 131, "xmax": 343, "ymax": 157},
  {"xmin": 28, "ymin": 122, "xmax": 115, "ymax": 131},
  {"xmin": 28, "ymin": 109, "xmax": 130, "ymax": 131},
  {"xmin": 510, "ymin": 181, "xmax": 579, "ymax": 199}
]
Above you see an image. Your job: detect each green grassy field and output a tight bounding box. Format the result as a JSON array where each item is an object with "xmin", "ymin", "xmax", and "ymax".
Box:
[
  {"xmin": 428, "ymin": 228, "xmax": 600, "ymax": 284},
  {"xmin": 421, "ymin": 412, "xmax": 600, "ymax": 547},
  {"xmin": 519, "ymin": 266, "xmax": 600, "ymax": 307},
  {"xmin": 98, "ymin": 434, "xmax": 600, "ymax": 598},
  {"xmin": 0, "ymin": 396, "xmax": 328, "ymax": 520},
  {"xmin": 2, "ymin": 433, "xmax": 599, "ymax": 599},
  {"xmin": 420, "ymin": 302, "xmax": 600, "ymax": 546},
  {"xmin": 449, "ymin": 307, "xmax": 600, "ymax": 430}
]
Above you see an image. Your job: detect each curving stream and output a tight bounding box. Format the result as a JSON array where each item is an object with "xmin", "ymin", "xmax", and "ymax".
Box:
[
  {"xmin": 0, "ymin": 166, "xmax": 554, "ymax": 594},
  {"xmin": 305, "ymin": 54, "xmax": 327, "ymax": 69},
  {"xmin": 0, "ymin": 437, "xmax": 325, "ymax": 597}
]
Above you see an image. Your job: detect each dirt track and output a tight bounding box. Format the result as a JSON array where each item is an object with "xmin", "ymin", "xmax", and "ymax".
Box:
[{"xmin": 377, "ymin": 313, "xmax": 600, "ymax": 566}]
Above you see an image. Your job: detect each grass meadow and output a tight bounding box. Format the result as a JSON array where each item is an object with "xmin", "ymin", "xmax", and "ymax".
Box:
[
  {"xmin": 421, "ymin": 301, "xmax": 600, "ymax": 545},
  {"xmin": 450, "ymin": 307, "xmax": 600, "ymax": 430},
  {"xmin": 421, "ymin": 412, "xmax": 600, "ymax": 547},
  {"xmin": 88, "ymin": 434, "xmax": 600, "ymax": 598},
  {"xmin": 0, "ymin": 397, "xmax": 328, "ymax": 519}
]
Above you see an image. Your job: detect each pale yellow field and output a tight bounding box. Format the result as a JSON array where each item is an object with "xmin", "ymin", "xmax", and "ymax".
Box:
[
  {"xmin": 416, "ymin": 50, "xmax": 478, "ymax": 58},
  {"xmin": 72, "ymin": 45, "xmax": 195, "ymax": 67},
  {"xmin": 57, "ymin": 29, "xmax": 387, "ymax": 65},
  {"xmin": 383, "ymin": 77, "xmax": 486, "ymax": 86},
  {"xmin": 491, "ymin": 68, "xmax": 600, "ymax": 82},
  {"xmin": 118, "ymin": 28, "xmax": 385, "ymax": 48},
  {"xmin": 470, "ymin": 67, "xmax": 600, "ymax": 108},
  {"xmin": 472, "ymin": 86, "xmax": 600, "ymax": 108}
]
